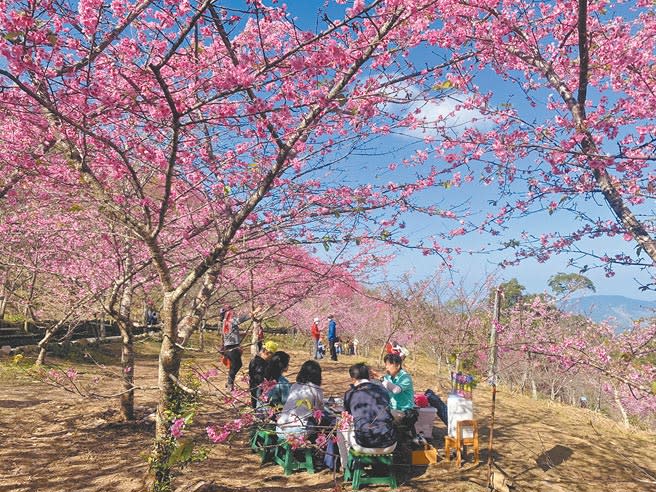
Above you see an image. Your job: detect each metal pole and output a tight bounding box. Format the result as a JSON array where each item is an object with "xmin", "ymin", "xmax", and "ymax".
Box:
[
  {"xmin": 487, "ymin": 383, "xmax": 497, "ymax": 489},
  {"xmin": 488, "ymin": 287, "xmax": 501, "ymax": 382},
  {"xmin": 487, "ymin": 286, "xmax": 501, "ymax": 489}
]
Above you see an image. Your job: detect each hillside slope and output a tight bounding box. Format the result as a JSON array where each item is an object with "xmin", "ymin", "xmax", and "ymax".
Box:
[{"xmin": 0, "ymin": 338, "xmax": 654, "ymax": 492}]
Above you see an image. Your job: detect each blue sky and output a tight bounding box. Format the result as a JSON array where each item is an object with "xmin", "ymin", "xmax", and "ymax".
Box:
[{"xmin": 256, "ymin": 1, "xmax": 655, "ymax": 301}]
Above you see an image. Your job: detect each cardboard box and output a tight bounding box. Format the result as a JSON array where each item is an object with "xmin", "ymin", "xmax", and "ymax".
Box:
[
  {"xmin": 411, "ymin": 445, "xmax": 438, "ymax": 465},
  {"xmin": 414, "ymin": 407, "xmax": 437, "ymax": 436},
  {"xmin": 447, "ymin": 394, "xmax": 474, "ymax": 438}
]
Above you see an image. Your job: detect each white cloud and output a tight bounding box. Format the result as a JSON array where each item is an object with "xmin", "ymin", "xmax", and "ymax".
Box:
[
  {"xmin": 412, "ymin": 96, "xmax": 489, "ymax": 134},
  {"xmin": 383, "ymin": 84, "xmax": 491, "ymax": 138}
]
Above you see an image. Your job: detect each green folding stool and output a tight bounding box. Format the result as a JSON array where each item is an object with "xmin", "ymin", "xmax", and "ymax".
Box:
[
  {"xmin": 273, "ymin": 441, "xmax": 315, "ymax": 476},
  {"xmin": 250, "ymin": 427, "xmax": 278, "ymax": 465},
  {"xmin": 343, "ymin": 449, "xmax": 397, "ymax": 490}
]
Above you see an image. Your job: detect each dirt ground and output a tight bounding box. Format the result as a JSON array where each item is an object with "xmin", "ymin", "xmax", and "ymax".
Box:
[{"xmin": 1, "ymin": 335, "xmax": 655, "ymax": 492}]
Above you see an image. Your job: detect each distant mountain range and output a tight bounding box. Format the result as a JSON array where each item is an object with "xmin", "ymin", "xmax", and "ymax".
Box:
[{"xmin": 558, "ymin": 295, "xmax": 656, "ymax": 331}]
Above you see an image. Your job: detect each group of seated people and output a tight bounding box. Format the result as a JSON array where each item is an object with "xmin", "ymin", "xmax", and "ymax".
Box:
[
  {"xmin": 249, "ymin": 343, "xmax": 418, "ymax": 465},
  {"xmin": 334, "ymin": 337, "xmax": 357, "ymax": 356}
]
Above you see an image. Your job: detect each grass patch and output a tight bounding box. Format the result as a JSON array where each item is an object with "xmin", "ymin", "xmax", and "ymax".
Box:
[
  {"xmin": 0, "ymin": 353, "xmax": 36, "ymax": 382},
  {"xmin": 47, "ymin": 340, "xmax": 121, "ymax": 365}
]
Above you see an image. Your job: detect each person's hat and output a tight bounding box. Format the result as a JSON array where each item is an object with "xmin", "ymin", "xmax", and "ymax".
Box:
[
  {"xmin": 314, "ymin": 317, "xmax": 320, "ymax": 322},
  {"xmin": 263, "ymin": 340, "xmax": 279, "ymax": 353}
]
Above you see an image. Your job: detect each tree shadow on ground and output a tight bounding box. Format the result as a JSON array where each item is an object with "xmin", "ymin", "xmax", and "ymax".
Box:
[{"xmin": 0, "ymin": 398, "xmax": 50, "ymax": 408}]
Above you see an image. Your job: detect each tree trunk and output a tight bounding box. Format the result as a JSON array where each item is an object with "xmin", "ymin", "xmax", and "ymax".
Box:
[
  {"xmin": 0, "ymin": 277, "xmax": 7, "ymax": 322},
  {"xmin": 119, "ymin": 326, "xmax": 135, "ymax": 420},
  {"xmin": 35, "ymin": 320, "xmax": 65, "ymax": 366},
  {"xmin": 519, "ymin": 364, "xmax": 527, "ymax": 393},
  {"xmin": 177, "ymin": 268, "xmax": 219, "ymax": 346},
  {"xmin": 148, "ymin": 292, "xmax": 182, "ymax": 491},
  {"xmin": 596, "ymin": 376, "xmax": 602, "ymax": 411},
  {"xmin": 22, "ymin": 270, "xmax": 37, "ymax": 333},
  {"xmin": 527, "ymin": 352, "xmax": 538, "ymax": 400},
  {"xmin": 199, "ymin": 319, "xmax": 205, "ymax": 351},
  {"xmin": 118, "ymin": 278, "xmax": 135, "ymax": 421},
  {"xmin": 34, "ymin": 313, "xmax": 70, "ymax": 366},
  {"xmin": 35, "ymin": 330, "xmax": 54, "ymax": 366},
  {"xmin": 613, "ymin": 386, "xmax": 630, "ymax": 427},
  {"xmin": 34, "ymin": 295, "xmax": 90, "ymax": 366},
  {"xmin": 250, "ymin": 319, "xmax": 261, "ymax": 356}
]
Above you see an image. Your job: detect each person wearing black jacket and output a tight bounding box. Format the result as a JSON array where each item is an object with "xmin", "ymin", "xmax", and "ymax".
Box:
[
  {"xmin": 248, "ymin": 340, "xmax": 278, "ymax": 408},
  {"xmin": 343, "ymin": 363, "xmax": 397, "ymax": 452}
]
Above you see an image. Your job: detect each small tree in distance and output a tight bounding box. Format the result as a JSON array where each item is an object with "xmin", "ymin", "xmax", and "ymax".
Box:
[{"xmin": 548, "ymin": 272, "xmax": 596, "ymax": 299}]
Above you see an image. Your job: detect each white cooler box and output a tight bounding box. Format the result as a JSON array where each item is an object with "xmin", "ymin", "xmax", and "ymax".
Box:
[
  {"xmin": 414, "ymin": 406, "xmax": 437, "ymax": 436},
  {"xmin": 447, "ymin": 393, "xmax": 474, "ymax": 438}
]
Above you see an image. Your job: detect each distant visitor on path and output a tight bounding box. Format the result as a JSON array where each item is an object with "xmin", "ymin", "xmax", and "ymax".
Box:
[
  {"xmin": 327, "ymin": 314, "xmax": 338, "ymax": 361},
  {"xmin": 254, "ymin": 319, "xmax": 265, "ymax": 353},
  {"xmin": 222, "ymin": 306, "xmax": 248, "ymax": 391},
  {"xmin": 146, "ymin": 308, "xmax": 158, "ymax": 327},
  {"xmin": 311, "ymin": 317, "xmax": 322, "ymax": 359},
  {"xmin": 317, "ymin": 338, "xmax": 326, "ymax": 359}
]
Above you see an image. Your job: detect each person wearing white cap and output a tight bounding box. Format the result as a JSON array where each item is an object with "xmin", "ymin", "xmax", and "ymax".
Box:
[{"xmin": 310, "ymin": 317, "xmax": 322, "ymax": 360}]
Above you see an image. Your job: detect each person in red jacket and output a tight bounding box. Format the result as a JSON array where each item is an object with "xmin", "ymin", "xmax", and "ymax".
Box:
[{"xmin": 311, "ymin": 317, "xmax": 322, "ymax": 359}]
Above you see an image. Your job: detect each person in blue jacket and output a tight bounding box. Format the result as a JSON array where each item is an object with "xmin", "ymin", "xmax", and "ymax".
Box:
[{"xmin": 327, "ymin": 314, "xmax": 338, "ymax": 361}]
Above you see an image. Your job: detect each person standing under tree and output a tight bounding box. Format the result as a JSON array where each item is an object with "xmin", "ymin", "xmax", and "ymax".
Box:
[
  {"xmin": 254, "ymin": 318, "xmax": 265, "ymax": 353},
  {"xmin": 327, "ymin": 314, "xmax": 338, "ymax": 361},
  {"xmin": 222, "ymin": 306, "xmax": 248, "ymax": 391},
  {"xmin": 311, "ymin": 317, "xmax": 321, "ymax": 359}
]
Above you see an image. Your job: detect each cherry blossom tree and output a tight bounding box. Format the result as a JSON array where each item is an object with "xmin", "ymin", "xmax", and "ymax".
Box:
[
  {"xmin": 0, "ymin": 1, "xmax": 465, "ymax": 488},
  {"xmin": 407, "ymin": 1, "xmax": 656, "ymax": 286},
  {"xmin": 497, "ymin": 295, "xmax": 656, "ymax": 427}
]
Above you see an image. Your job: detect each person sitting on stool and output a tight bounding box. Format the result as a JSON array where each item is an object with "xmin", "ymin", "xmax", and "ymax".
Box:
[
  {"xmin": 343, "ymin": 363, "xmax": 397, "ymax": 454},
  {"xmin": 378, "ymin": 353, "xmax": 418, "ymax": 439}
]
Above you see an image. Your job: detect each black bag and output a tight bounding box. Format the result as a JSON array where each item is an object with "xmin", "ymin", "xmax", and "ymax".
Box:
[
  {"xmin": 323, "ymin": 438, "xmax": 340, "ymax": 471},
  {"xmin": 424, "ymin": 389, "xmax": 448, "ymax": 425}
]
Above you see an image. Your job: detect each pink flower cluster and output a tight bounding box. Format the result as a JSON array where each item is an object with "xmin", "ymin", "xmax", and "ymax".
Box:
[
  {"xmin": 198, "ymin": 368, "xmax": 218, "ymax": 381},
  {"xmin": 170, "ymin": 418, "xmax": 185, "ymax": 439},
  {"xmin": 206, "ymin": 413, "xmax": 256, "ymax": 444}
]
